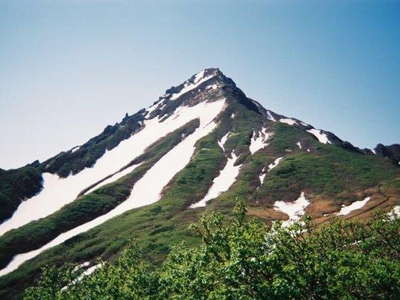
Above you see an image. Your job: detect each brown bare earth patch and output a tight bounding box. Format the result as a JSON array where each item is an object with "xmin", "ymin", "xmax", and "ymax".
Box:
[
  {"xmin": 305, "ymin": 195, "xmax": 340, "ymax": 218},
  {"xmin": 247, "ymin": 207, "xmax": 288, "ymax": 222},
  {"xmin": 347, "ymin": 192, "xmax": 399, "ymax": 221}
]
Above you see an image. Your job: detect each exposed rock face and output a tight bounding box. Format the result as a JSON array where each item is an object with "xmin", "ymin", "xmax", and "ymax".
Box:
[
  {"xmin": 375, "ymin": 144, "xmax": 400, "ymax": 164},
  {"xmin": 0, "ymin": 68, "xmax": 399, "ymax": 299}
]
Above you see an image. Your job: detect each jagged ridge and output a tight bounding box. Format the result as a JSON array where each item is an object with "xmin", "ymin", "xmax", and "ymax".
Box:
[{"xmin": 0, "ymin": 68, "xmax": 399, "ymax": 299}]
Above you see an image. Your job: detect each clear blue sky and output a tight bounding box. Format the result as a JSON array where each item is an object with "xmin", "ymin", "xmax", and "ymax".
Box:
[{"xmin": 1, "ymin": 0, "xmax": 399, "ymax": 169}]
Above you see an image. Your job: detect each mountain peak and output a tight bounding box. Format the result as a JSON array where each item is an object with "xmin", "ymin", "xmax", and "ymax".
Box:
[
  {"xmin": 1, "ymin": 67, "xmax": 400, "ymax": 297},
  {"xmin": 162, "ymin": 67, "xmax": 228, "ymax": 101},
  {"xmin": 141, "ymin": 68, "xmax": 235, "ymax": 121},
  {"xmin": 197, "ymin": 67, "xmax": 222, "ymax": 77}
]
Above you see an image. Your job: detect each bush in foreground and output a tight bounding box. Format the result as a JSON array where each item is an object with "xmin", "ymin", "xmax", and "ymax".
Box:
[{"xmin": 24, "ymin": 203, "xmax": 400, "ymax": 299}]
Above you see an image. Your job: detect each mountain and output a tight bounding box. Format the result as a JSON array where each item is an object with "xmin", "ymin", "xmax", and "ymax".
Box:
[{"xmin": 0, "ymin": 68, "xmax": 399, "ymax": 298}]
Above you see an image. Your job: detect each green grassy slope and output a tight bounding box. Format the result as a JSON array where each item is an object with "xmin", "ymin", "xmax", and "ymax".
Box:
[
  {"xmin": 0, "ymin": 166, "xmax": 43, "ymax": 223},
  {"xmin": 257, "ymin": 123, "xmax": 400, "ymax": 204},
  {"xmin": 0, "ymin": 111, "xmax": 145, "ymax": 224},
  {"xmin": 0, "ymin": 122, "xmax": 229, "ymax": 299},
  {"xmin": 0, "ymin": 119, "xmax": 199, "ymax": 270},
  {"xmin": 41, "ymin": 111, "xmax": 145, "ymax": 178},
  {"xmin": 1, "ymin": 105, "xmax": 399, "ymax": 299},
  {"xmin": 24, "ymin": 205, "xmax": 400, "ymax": 299}
]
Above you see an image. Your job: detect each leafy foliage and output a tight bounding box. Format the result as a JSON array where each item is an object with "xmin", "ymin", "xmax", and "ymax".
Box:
[
  {"xmin": 25, "ymin": 202, "xmax": 400, "ymax": 299},
  {"xmin": 261, "ymin": 143, "xmax": 398, "ymax": 201},
  {"xmin": 3, "ymin": 120, "xmax": 400, "ymax": 300},
  {"xmin": 0, "ymin": 119, "xmax": 200, "ymax": 270},
  {"xmin": 0, "ymin": 166, "xmax": 42, "ymax": 223},
  {"xmin": 269, "ymin": 123, "xmax": 312, "ymax": 153},
  {"xmin": 0, "ymin": 128, "xmax": 226, "ymax": 300},
  {"xmin": 4, "ymin": 100, "xmax": 400, "ymax": 299}
]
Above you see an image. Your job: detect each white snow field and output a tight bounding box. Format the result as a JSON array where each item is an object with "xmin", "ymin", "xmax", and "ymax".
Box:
[
  {"xmin": 83, "ymin": 163, "xmax": 140, "ymax": 196},
  {"xmin": 388, "ymin": 205, "xmax": 400, "ymax": 220},
  {"xmin": 259, "ymin": 153, "xmax": 282, "ymax": 186},
  {"xmin": 61, "ymin": 263, "xmax": 103, "ymax": 291},
  {"xmin": 300, "ymin": 121, "xmax": 310, "ymax": 127},
  {"xmin": 279, "ymin": 118, "xmax": 297, "ymax": 126},
  {"xmin": 266, "ymin": 111, "xmax": 276, "ymax": 122},
  {"xmin": 268, "ymin": 157, "xmax": 283, "ymax": 172},
  {"xmin": 307, "ymin": 128, "xmax": 331, "ymax": 144},
  {"xmin": 336, "ymin": 197, "xmax": 371, "ymax": 216},
  {"xmin": 249, "ymin": 128, "xmax": 271, "ymax": 154},
  {"xmin": 190, "ymin": 152, "xmax": 241, "ymax": 208},
  {"xmin": 0, "ymin": 99, "xmax": 226, "ymax": 237},
  {"xmin": 74, "ymin": 261, "xmax": 90, "ymax": 271},
  {"xmin": 71, "ymin": 146, "xmax": 80, "ymax": 153},
  {"xmin": 207, "ymin": 84, "xmax": 218, "ymax": 90},
  {"xmin": 0, "ymin": 99, "xmax": 226, "ymax": 277},
  {"xmin": 78, "ymin": 263, "xmax": 102, "ymax": 278},
  {"xmin": 170, "ymin": 70, "xmax": 217, "ymax": 100},
  {"xmin": 259, "ymin": 168, "xmax": 266, "ymax": 185},
  {"xmin": 273, "ymin": 192, "xmax": 310, "ymax": 226},
  {"xmin": 218, "ymin": 132, "xmax": 230, "ymax": 150}
]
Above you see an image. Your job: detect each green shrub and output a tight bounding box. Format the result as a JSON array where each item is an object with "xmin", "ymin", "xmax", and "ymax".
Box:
[
  {"xmin": 25, "ymin": 202, "xmax": 400, "ymax": 299},
  {"xmin": 0, "ymin": 166, "xmax": 42, "ymax": 222}
]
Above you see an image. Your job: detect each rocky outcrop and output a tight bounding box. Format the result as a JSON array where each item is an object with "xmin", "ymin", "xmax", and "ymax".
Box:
[{"xmin": 374, "ymin": 143, "xmax": 400, "ymax": 164}]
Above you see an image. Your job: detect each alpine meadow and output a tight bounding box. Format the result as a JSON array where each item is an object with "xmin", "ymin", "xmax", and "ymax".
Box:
[{"xmin": 0, "ymin": 67, "xmax": 399, "ymax": 299}]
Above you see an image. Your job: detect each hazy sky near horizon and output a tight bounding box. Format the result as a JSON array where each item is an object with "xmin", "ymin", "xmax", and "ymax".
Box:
[{"xmin": 1, "ymin": 0, "xmax": 399, "ymax": 169}]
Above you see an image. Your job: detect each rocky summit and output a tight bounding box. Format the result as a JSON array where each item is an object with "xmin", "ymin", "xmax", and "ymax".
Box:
[{"xmin": 0, "ymin": 68, "xmax": 399, "ymax": 298}]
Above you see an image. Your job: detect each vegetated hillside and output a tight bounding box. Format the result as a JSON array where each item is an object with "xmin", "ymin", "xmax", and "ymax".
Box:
[
  {"xmin": 0, "ymin": 164, "xmax": 42, "ymax": 223},
  {"xmin": 0, "ymin": 68, "xmax": 399, "ymax": 299},
  {"xmin": 25, "ymin": 203, "xmax": 400, "ymax": 299}
]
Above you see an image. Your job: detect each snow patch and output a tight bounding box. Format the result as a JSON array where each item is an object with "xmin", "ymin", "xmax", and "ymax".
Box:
[
  {"xmin": 259, "ymin": 168, "xmax": 266, "ymax": 185},
  {"xmin": 194, "ymin": 70, "xmax": 205, "ymax": 83},
  {"xmin": 251, "ymin": 100, "xmax": 264, "ymax": 112},
  {"xmin": 0, "ymin": 99, "xmax": 226, "ymax": 277},
  {"xmin": 268, "ymin": 157, "xmax": 283, "ymax": 172},
  {"xmin": 145, "ymin": 101, "xmax": 161, "ymax": 116},
  {"xmin": 231, "ymin": 113, "xmax": 235, "ymax": 119},
  {"xmin": 0, "ymin": 99, "xmax": 227, "ymax": 237},
  {"xmin": 83, "ymin": 164, "xmax": 139, "ymax": 195},
  {"xmin": 79, "ymin": 263, "xmax": 102, "ymax": 278},
  {"xmin": 62, "ymin": 263, "xmax": 103, "ymax": 291},
  {"xmin": 71, "ymin": 146, "xmax": 80, "ymax": 153},
  {"xmin": 74, "ymin": 261, "xmax": 90, "ymax": 271},
  {"xmin": 207, "ymin": 84, "xmax": 218, "ymax": 90},
  {"xmin": 274, "ymin": 192, "xmax": 310, "ymax": 226},
  {"xmin": 307, "ymin": 129, "xmax": 331, "ymax": 144},
  {"xmin": 266, "ymin": 111, "xmax": 276, "ymax": 122},
  {"xmin": 249, "ymin": 128, "xmax": 271, "ymax": 154},
  {"xmin": 170, "ymin": 70, "xmax": 216, "ymax": 101},
  {"xmin": 296, "ymin": 142, "xmax": 302, "ymax": 149},
  {"xmin": 388, "ymin": 205, "xmax": 400, "ymax": 219},
  {"xmin": 218, "ymin": 132, "xmax": 230, "ymax": 150},
  {"xmin": 279, "ymin": 118, "xmax": 297, "ymax": 126},
  {"xmin": 336, "ymin": 197, "xmax": 371, "ymax": 216},
  {"xmin": 190, "ymin": 152, "xmax": 241, "ymax": 208}
]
